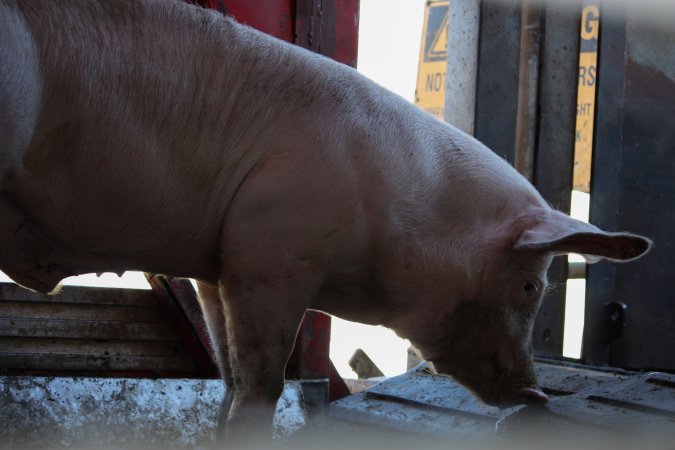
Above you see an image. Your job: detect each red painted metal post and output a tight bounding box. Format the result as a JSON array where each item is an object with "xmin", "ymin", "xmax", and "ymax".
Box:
[
  {"xmin": 146, "ymin": 275, "xmax": 219, "ymax": 378},
  {"xmin": 295, "ymin": 0, "xmax": 360, "ymax": 67},
  {"xmin": 205, "ymin": 0, "xmax": 295, "ymax": 41}
]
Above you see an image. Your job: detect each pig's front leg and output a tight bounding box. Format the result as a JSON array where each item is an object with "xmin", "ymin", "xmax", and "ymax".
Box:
[
  {"xmin": 218, "ymin": 267, "xmax": 321, "ymax": 442},
  {"xmin": 195, "ymin": 281, "xmax": 235, "ymax": 440}
]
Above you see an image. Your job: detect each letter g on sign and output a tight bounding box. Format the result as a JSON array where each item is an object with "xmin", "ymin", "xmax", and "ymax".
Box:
[{"xmin": 581, "ymin": 5, "xmax": 600, "ymax": 41}]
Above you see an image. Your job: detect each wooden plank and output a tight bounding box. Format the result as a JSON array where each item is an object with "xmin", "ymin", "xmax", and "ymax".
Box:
[
  {"xmin": 0, "ymin": 318, "xmax": 177, "ymax": 341},
  {"xmin": 0, "ymin": 283, "xmax": 157, "ymax": 307},
  {"xmin": 0, "ymin": 337, "xmax": 189, "ymax": 358},
  {"xmin": 0, "ymin": 301, "xmax": 163, "ymax": 322},
  {"xmin": 0, "ymin": 354, "xmax": 196, "ymax": 373}
]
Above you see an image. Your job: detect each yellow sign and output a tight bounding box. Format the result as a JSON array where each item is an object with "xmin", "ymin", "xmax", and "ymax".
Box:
[
  {"xmin": 573, "ymin": 2, "xmax": 600, "ymax": 193},
  {"xmin": 415, "ymin": 0, "xmax": 449, "ymax": 119}
]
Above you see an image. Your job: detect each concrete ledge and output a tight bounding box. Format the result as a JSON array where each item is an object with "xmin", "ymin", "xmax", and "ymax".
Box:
[{"xmin": 0, "ymin": 376, "xmax": 307, "ymax": 448}]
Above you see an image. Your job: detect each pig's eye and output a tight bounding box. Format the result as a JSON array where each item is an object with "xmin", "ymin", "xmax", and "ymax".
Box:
[{"xmin": 523, "ymin": 282, "xmax": 537, "ymax": 293}]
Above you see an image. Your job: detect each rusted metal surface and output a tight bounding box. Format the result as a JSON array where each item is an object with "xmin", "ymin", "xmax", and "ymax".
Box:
[{"xmin": 0, "ymin": 377, "xmax": 308, "ymax": 448}]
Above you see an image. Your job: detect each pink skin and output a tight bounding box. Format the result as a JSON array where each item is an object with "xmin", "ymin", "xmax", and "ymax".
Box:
[{"xmin": 0, "ymin": 0, "xmax": 651, "ymax": 439}]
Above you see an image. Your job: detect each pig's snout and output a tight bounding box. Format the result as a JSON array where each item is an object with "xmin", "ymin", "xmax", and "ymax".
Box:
[
  {"xmin": 498, "ymin": 385, "xmax": 549, "ymax": 408},
  {"xmin": 515, "ymin": 386, "xmax": 549, "ymax": 404}
]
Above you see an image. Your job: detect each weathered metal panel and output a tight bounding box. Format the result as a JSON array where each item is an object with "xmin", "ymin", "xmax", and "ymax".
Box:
[
  {"xmin": 0, "ymin": 283, "xmax": 199, "ymax": 377},
  {"xmin": 0, "ymin": 317, "xmax": 177, "ymax": 341},
  {"xmin": 0, "ymin": 337, "xmax": 188, "ymax": 358},
  {"xmin": 531, "ymin": 2, "xmax": 582, "ymax": 357},
  {"xmin": 1, "ymin": 354, "xmax": 196, "ymax": 373},
  {"xmin": 0, "ymin": 282, "xmax": 157, "ymax": 306},
  {"xmin": 608, "ymin": 15, "xmax": 675, "ymax": 371},
  {"xmin": 585, "ymin": 7, "xmax": 675, "ymax": 371},
  {"xmin": 0, "ymin": 300, "xmax": 163, "ymax": 322},
  {"xmin": 474, "ymin": 0, "xmax": 521, "ymax": 164}
]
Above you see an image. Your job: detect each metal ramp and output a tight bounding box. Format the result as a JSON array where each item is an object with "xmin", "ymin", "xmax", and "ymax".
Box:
[{"xmin": 320, "ymin": 361, "xmax": 675, "ymax": 446}]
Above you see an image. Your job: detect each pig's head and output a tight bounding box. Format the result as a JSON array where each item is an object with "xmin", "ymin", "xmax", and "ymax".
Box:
[{"xmin": 415, "ymin": 207, "xmax": 652, "ymax": 408}]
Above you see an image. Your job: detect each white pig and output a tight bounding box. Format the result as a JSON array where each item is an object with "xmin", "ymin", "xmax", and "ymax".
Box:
[{"xmin": 0, "ymin": 0, "xmax": 651, "ymax": 440}]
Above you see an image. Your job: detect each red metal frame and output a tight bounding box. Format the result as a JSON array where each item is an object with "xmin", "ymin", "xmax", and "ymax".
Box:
[
  {"xmin": 194, "ymin": 0, "xmax": 359, "ymax": 66},
  {"xmin": 197, "ymin": 0, "xmax": 295, "ymax": 41}
]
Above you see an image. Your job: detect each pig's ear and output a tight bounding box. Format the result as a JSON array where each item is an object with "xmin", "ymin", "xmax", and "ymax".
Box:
[{"xmin": 512, "ymin": 209, "xmax": 653, "ymax": 263}]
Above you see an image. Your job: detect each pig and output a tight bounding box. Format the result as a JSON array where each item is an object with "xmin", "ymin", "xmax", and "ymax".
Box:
[{"xmin": 0, "ymin": 0, "xmax": 651, "ymax": 441}]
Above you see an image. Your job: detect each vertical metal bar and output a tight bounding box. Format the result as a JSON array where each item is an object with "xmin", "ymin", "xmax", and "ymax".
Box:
[
  {"xmin": 444, "ymin": 0, "xmax": 481, "ymax": 134},
  {"xmin": 295, "ymin": 0, "xmax": 360, "ymax": 66},
  {"xmin": 295, "ymin": 0, "xmax": 323, "ymax": 53},
  {"xmin": 531, "ymin": 1, "xmax": 582, "ymax": 357},
  {"xmin": 583, "ymin": 4, "xmax": 627, "ymax": 367},
  {"xmin": 514, "ymin": 2, "xmax": 542, "ymax": 181},
  {"xmin": 474, "ymin": 1, "xmax": 522, "ymax": 164}
]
